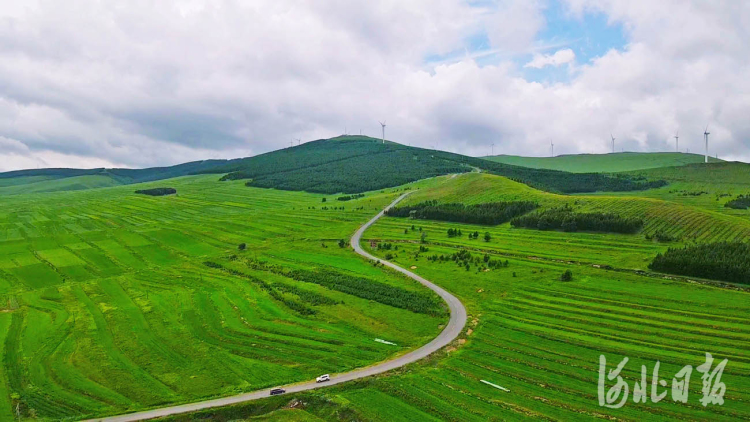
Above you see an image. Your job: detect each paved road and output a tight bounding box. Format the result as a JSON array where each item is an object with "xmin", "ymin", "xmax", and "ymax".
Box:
[{"xmin": 85, "ymin": 192, "xmax": 467, "ymax": 422}]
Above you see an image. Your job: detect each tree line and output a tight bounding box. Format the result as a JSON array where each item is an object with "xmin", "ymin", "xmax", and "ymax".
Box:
[
  {"xmin": 649, "ymin": 242, "xmax": 750, "ymax": 284},
  {"xmin": 510, "ymin": 205, "xmax": 643, "ymax": 234},
  {"xmin": 385, "ymin": 200, "xmax": 538, "ymax": 225}
]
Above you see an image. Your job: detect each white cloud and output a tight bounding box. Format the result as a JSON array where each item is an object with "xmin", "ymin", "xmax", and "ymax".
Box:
[
  {"xmin": 0, "ymin": 0, "xmax": 747, "ymax": 170},
  {"xmin": 524, "ymin": 48, "xmax": 576, "ymax": 69}
]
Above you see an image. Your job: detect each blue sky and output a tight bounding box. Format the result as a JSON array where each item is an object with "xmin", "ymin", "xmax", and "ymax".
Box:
[{"xmin": 426, "ymin": 0, "xmax": 629, "ymax": 83}]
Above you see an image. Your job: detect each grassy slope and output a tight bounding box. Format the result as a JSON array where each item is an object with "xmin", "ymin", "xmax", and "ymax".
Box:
[
  {"xmin": 0, "ymin": 175, "xmax": 121, "ymax": 195},
  {"xmin": 0, "ymin": 160, "xmax": 234, "ymax": 196},
  {"xmin": 590, "ymin": 161, "xmax": 750, "ymax": 221},
  {"xmin": 403, "ymin": 173, "xmax": 750, "ymax": 246},
  {"xmin": 0, "ymin": 175, "xmax": 445, "ymax": 420},
  {"xmin": 484, "ymin": 152, "xmax": 722, "ymax": 173}
]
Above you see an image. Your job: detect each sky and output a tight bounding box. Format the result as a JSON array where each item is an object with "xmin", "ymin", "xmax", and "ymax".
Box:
[{"xmin": 0, "ymin": 0, "xmax": 748, "ymax": 171}]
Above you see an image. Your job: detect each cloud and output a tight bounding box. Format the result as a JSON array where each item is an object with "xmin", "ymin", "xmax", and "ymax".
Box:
[
  {"xmin": 0, "ymin": 0, "xmax": 747, "ymax": 170},
  {"xmin": 524, "ymin": 48, "xmax": 576, "ymax": 69}
]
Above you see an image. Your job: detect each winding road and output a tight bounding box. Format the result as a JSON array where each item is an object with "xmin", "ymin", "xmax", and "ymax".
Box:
[{"xmin": 85, "ymin": 192, "xmax": 467, "ymax": 422}]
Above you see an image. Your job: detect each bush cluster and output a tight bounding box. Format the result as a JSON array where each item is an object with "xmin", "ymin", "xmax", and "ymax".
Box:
[{"xmin": 134, "ymin": 187, "xmax": 176, "ymax": 196}]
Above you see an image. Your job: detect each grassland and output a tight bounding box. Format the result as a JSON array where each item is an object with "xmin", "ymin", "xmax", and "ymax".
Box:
[
  {"xmin": 483, "ymin": 152, "xmax": 721, "ymax": 173},
  {"xmin": 0, "ymin": 176, "xmax": 447, "ymax": 420},
  {"xmin": 2, "ymin": 159, "xmax": 750, "ymax": 421},
  {"xmin": 127, "ymin": 170, "xmax": 750, "ymax": 422}
]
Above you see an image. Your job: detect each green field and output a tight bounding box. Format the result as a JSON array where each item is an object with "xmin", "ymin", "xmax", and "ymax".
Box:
[
  {"xmin": 1, "ymin": 153, "xmax": 750, "ymax": 421},
  {"xmin": 0, "ymin": 176, "xmax": 446, "ymax": 420},
  {"xmin": 483, "ymin": 152, "xmax": 721, "ymax": 173}
]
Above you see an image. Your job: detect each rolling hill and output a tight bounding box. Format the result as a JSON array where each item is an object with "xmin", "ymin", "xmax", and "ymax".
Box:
[
  {"xmin": 0, "ymin": 136, "xmax": 667, "ymax": 196},
  {"xmin": 483, "ymin": 152, "xmax": 722, "ymax": 173},
  {"xmin": 0, "ymin": 159, "xmax": 235, "ymax": 195}
]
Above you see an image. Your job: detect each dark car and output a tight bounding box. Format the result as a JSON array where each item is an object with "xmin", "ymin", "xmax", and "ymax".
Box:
[{"xmin": 270, "ymin": 388, "xmax": 285, "ymax": 396}]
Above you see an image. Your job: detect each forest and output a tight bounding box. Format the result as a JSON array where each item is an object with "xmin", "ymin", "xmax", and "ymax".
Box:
[
  {"xmin": 385, "ymin": 200, "xmax": 538, "ymax": 225},
  {"xmin": 510, "ymin": 205, "xmax": 643, "ymax": 234},
  {"xmin": 649, "ymin": 242, "xmax": 750, "ymax": 284}
]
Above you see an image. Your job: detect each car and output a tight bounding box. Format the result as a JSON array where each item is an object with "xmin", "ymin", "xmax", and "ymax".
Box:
[
  {"xmin": 315, "ymin": 374, "xmax": 330, "ymax": 383},
  {"xmin": 269, "ymin": 388, "xmax": 285, "ymax": 395}
]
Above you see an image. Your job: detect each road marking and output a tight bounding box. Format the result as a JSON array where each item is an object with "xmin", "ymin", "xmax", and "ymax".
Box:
[{"xmin": 481, "ymin": 380, "xmax": 510, "ymax": 392}]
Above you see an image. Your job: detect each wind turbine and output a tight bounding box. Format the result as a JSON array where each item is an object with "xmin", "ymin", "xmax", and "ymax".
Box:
[
  {"xmin": 295, "ymin": 138, "xmax": 301, "ymax": 146},
  {"xmin": 379, "ymin": 121, "xmax": 386, "ymax": 144},
  {"xmin": 703, "ymin": 124, "xmax": 710, "ymax": 163},
  {"xmin": 550, "ymin": 141, "xmax": 554, "ymax": 157},
  {"xmin": 674, "ymin": 131, "xmax": 679, "ymax": 152},
  {"xmin": 491, "ymin": 143, "xmax": 495, "ymax": 156},
  {"xmin": 290, "ymin": 139, "xmax": 294, "ymax": 147},
  {"xmin": 610, "ymin": 134, "xmax": 616, "ymax": 153}
]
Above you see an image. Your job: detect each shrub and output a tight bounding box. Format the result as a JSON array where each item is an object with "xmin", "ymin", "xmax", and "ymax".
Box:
[
  {"xmin": 135, "ymin": 187, "xmax": 176, "ymax": 196},
  {"xmin": 561, "ymin": 270, "xmax": 573, "ymax": 281},
  {"xmin": 238, "ymin": 243, "xmax": 246, "ymax": 250}
]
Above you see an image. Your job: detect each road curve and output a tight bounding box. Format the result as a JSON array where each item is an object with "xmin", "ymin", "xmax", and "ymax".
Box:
[{"xmin": 84, "ymin": 192, "xmax": 467, "ymax": 422}]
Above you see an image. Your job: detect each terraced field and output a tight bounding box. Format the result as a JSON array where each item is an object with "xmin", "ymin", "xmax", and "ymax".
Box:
[{"xmin": 0, "ymin": 176, "xmax": 446, "ymax": 420}]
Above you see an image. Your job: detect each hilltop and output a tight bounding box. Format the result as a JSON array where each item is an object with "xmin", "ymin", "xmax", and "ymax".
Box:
[{"xmin": 483, "ymin": 152, "xmax": 722, "ymax": 173}]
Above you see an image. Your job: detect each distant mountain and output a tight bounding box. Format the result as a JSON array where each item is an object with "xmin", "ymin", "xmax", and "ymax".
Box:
[
  {"xmin": 0, "ymin": 136, "xmax": 669, "ymax": 195},
  {"xmin": 483, "ymin": 152, "xmax": 723, "ymax": 173},
  {"xmin": 0, "ymin": 159, "xmax": 235, "ymax": 195}
]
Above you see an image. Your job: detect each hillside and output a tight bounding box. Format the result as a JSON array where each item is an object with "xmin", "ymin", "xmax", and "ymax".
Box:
[
  {"xmin": 0, "ymin": 159, "xmax": 234, "ymax": 195},
  {"xmin": 483, "ymin": 152, "xmax": 721, "ymax": 173},
  {"xmin": 399, "ymin": 172, "xmax": 750, "ymax": 245},
  {"xmin": 208, "ymin": 136, "xmax": 666, "ymax": 194}
]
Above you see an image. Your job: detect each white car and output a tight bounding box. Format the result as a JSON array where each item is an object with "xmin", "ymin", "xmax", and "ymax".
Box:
[{"xmin": 316, "ymin": 374, "xmax": 330, "ymax": 383}]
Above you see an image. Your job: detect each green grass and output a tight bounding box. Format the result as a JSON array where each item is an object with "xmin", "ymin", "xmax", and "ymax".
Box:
[
  {"xmin": 0, "ymin": 175, "xmax": 445, "ymax": 420},
  {"xmin": 483, "ymin": 152, "xmax": 722, "ymax": 173},
  {"xmin": 2, "ymin": 166, "xmax": 750, "ymax": 421},
  {"xmin": 0, "ymin": 175, "xmax": 121, "ymax": 196}
]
